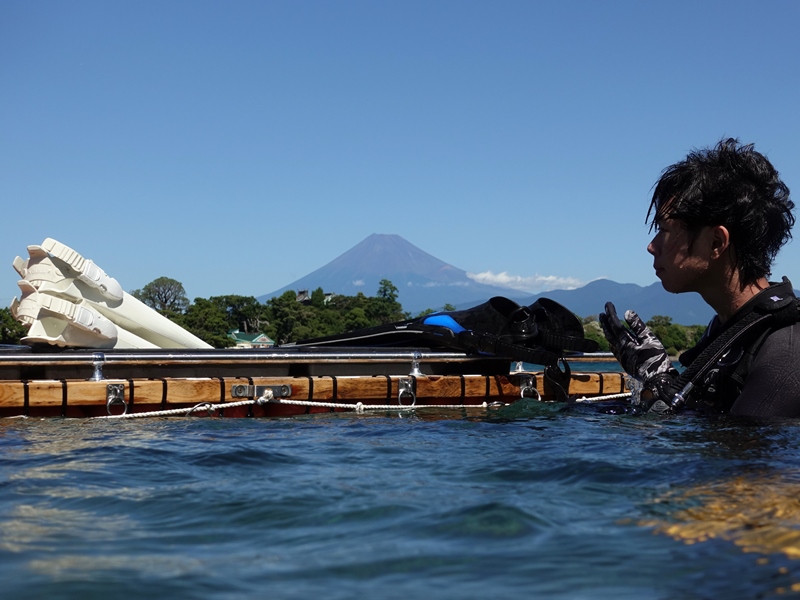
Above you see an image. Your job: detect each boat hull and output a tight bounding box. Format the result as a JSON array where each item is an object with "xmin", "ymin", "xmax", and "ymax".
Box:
[{"xmin": 0, "ymin": 347, "xmax": 628, "ymax": 419}]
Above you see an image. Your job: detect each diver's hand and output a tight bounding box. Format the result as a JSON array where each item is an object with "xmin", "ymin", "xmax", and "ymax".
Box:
[{"xmin": 599, "ymin": 302, "xmax": 674, "ymax": 381}]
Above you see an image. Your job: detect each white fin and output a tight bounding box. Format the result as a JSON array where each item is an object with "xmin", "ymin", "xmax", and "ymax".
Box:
[
  {"xmin": 9, "ymin": 238, "xmax": 213, "ymax": 350},
  {"xmin": 40, "ymin": 238, "xmax": 124, "ymax": 301}
]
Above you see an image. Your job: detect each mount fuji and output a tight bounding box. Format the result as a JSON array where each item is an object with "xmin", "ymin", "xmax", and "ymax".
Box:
[
  {"xmin": 259, "ymin": 233, "xmax": 715, "ymax": 324},
  {"xmin": 259, "ymin": 233, "xmax": 530, "ymax": 314}
]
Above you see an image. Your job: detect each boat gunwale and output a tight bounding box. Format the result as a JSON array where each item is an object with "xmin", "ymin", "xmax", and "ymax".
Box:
[{"xmin": 0, "ymin": 347, "xmax": 514, "ymax": 368}]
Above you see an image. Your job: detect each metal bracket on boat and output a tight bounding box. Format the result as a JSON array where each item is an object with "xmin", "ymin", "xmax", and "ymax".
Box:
[
  {"xmin": 409, "ymin": 351, "xmax": 423, "ymax": 377},
  {"xmin": 398, "ymin": 377, "xmax": 416, "ymax": 406},
  {"xmin": 518, "ymin": 374, "xmax": 541, "ymax": 401},
  {"xmin": 106, "ymin": 384, "xmax": 127, "ymax": 415},
  {"xmin": 89, "ymin": 352, "xmax": 106, "ymax": 381},
  {"xmin": 230, "ymin": 384, "xmax": 292, "ymax": 400}
]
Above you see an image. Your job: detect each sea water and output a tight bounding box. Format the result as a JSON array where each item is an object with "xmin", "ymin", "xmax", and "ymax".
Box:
[{"xmin": 3, "ymin": 394, "xmax": 800, "ymax": 599}]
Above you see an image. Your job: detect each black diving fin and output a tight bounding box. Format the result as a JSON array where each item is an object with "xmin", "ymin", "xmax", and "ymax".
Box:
[
  {"xmin": 286, "ymin": 296, "xmax": 598, "ymax": 363},
  {"xmin": 528, "ymin": 297, "xmax": 599, "ymax": 354}
]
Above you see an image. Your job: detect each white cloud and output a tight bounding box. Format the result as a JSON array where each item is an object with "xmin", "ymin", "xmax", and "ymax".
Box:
[
  {"xmin": 420, "ymin": 281, "xmax": 470, "ymax": 288},
  {"xmin": 404, "ymin": 281, "xmax": 471, "ymax": 288},
  {"xmin": 466, "ymin": 271, "xmax": 584, "ymax": 293},
  {"xmin": 352, "ymin": 279, "xmax": 365, "ymax": 287}
]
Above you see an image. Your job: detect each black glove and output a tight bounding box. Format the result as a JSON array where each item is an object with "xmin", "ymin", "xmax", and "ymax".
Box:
[
  {"xmin": 599, "ymin": 302, "xmax": 675, "ymax": 381},
  {"xmin": 636, "ymin": 372, "xmax": 682, "ymax": 414}
]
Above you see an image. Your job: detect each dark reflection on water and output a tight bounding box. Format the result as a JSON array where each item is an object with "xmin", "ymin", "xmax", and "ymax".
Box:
[{"xmin": 2, "ymin": 410, "xmax": 800, "ymax": 599}]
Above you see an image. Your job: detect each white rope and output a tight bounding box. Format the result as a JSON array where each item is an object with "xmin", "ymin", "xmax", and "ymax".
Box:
[
  {"xmin": 94, "ymin": 391, "xmax": 492, "ymax": 419},
  {"xmin": 90, "ymin": 390, "xmax": 633, "ymax": 419},
  {"xmin": 96, "ymin": 398, "xmax": 260, "ymax": 419},
  {"xmin": 262, "ymin": 397, "xmax": 490, "ymax": 413},
  {"xmin": 574, "ymin": 391, "xmax": 632, "ymax": 403}
]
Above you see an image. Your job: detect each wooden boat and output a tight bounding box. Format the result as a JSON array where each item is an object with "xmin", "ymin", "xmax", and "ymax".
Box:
[
  {"xmin": 0, "ymin": 346, "xmax": 630, "ymax": 419},
  {"xmin": 2, "ymin": 238, "xmax": 630, "ymax": 419}
]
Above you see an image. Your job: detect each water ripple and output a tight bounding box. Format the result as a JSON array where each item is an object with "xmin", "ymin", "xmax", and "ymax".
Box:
[{"xmin": 3, "ymin": 411, "xmax": 800, "ymax": 599}]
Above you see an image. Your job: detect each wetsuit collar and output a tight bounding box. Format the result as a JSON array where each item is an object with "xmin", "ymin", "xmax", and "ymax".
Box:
[{"xmin": 680, "ymin": 277, "xmax": 796, "ymax": 367}]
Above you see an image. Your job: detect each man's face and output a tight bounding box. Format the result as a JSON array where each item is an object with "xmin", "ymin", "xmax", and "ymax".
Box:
[{"xmin": 647, "ymin": 218, "xmax": 715, "ymax": 294}]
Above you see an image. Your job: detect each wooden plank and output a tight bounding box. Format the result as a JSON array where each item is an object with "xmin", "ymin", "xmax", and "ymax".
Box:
[
  {"xmin": 416, "ymin": 375, "xmax": 466, "ymax": 400},
  {"xmin": 22, "ymin": 380, "xmax": 121, "ymax": 408},
  {"xmin": 569, "ymin": 372, "xmax": 627, "ymax": 395},
  {"xmin": 0, "ymin": 370, "xmax": 629, "ymax": 417},
  {"xmin": 0, "ymin": 381, "xmax": 26, "ymax": 408},
  {"xmin": 334, "ymin": 376, "xmax": 395, "ymax": 401}
]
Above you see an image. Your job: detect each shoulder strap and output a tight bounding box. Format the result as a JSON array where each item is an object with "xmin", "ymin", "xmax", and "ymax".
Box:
[{"xmin": 669, "ymin": 298, "xmax": 800, "ymax": 409}]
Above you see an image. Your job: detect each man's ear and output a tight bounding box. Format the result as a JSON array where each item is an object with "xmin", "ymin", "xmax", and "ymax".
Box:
[{"xmin": 710, "ymin": 225, "xmax": 732, "ymax": 259}]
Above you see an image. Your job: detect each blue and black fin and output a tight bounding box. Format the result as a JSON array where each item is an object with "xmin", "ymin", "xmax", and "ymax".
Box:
[{"xmin": 287, "ymin": 296, "xmax": 597, "ymax": 363}]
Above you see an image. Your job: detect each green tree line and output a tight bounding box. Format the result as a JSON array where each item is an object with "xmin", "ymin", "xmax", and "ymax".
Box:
[
  {"xmin": 130, "ymin": 276, "xmax": 409, "ymax": 347},
  {"xmin": 1, "ymin": 276, "xmax": 706, "ymax": 355},
  {"xmin": 0, "ymin": 307, "xmax": 27, "ymax": 344}
]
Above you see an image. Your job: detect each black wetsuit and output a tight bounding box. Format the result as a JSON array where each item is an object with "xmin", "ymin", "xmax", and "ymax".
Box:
[{"xmin": 678, "ymin": 278, "xmax": 800, "ymax": 418}]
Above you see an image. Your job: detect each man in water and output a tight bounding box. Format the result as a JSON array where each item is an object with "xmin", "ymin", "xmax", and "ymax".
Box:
[{"xmin": 600, "ymin": 138, "xmax": 800, "ymax": 416}]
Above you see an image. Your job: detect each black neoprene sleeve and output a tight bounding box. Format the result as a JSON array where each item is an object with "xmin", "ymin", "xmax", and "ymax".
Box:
[{"xmin": 729, "ymin": 324, "xmax": 800, "ymax": 417}]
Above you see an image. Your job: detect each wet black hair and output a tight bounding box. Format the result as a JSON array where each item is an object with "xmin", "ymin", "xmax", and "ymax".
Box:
[{"xmin": 647, "ymin": 138, "xmax": 795, "ymax": 285}]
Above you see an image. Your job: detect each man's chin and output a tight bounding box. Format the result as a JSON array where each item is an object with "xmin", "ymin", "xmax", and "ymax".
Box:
[
  {"xmin": 658, "ymin": 278, "xmax": 683, "ymax": 294},
  {"xmin": 655, "ymin": 272, "xmax": 675, "ymax": 293}
]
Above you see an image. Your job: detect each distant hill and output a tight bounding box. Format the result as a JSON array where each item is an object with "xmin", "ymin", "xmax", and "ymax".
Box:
[
  {"xmin": 259, "ymin": 233, "xmax": 715, "ymax": 325},
  {"xmin": 522, "ymin": 279, "xmax": 714, "ymax": 326},
  {"xmin": 259, "ymin": 233, "xmax": 529, "ymax": 313}
]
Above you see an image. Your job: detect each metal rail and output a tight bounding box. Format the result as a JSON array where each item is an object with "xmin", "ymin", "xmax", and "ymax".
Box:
[{"xmin": 0, "ymin": 348, "xmax": 495, "ymax": 368}]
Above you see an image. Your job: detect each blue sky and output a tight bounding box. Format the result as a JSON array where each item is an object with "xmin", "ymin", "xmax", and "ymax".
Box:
[{"xmin": 2, "ymin": 1, "xmax": 799, "ymax": 307}]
